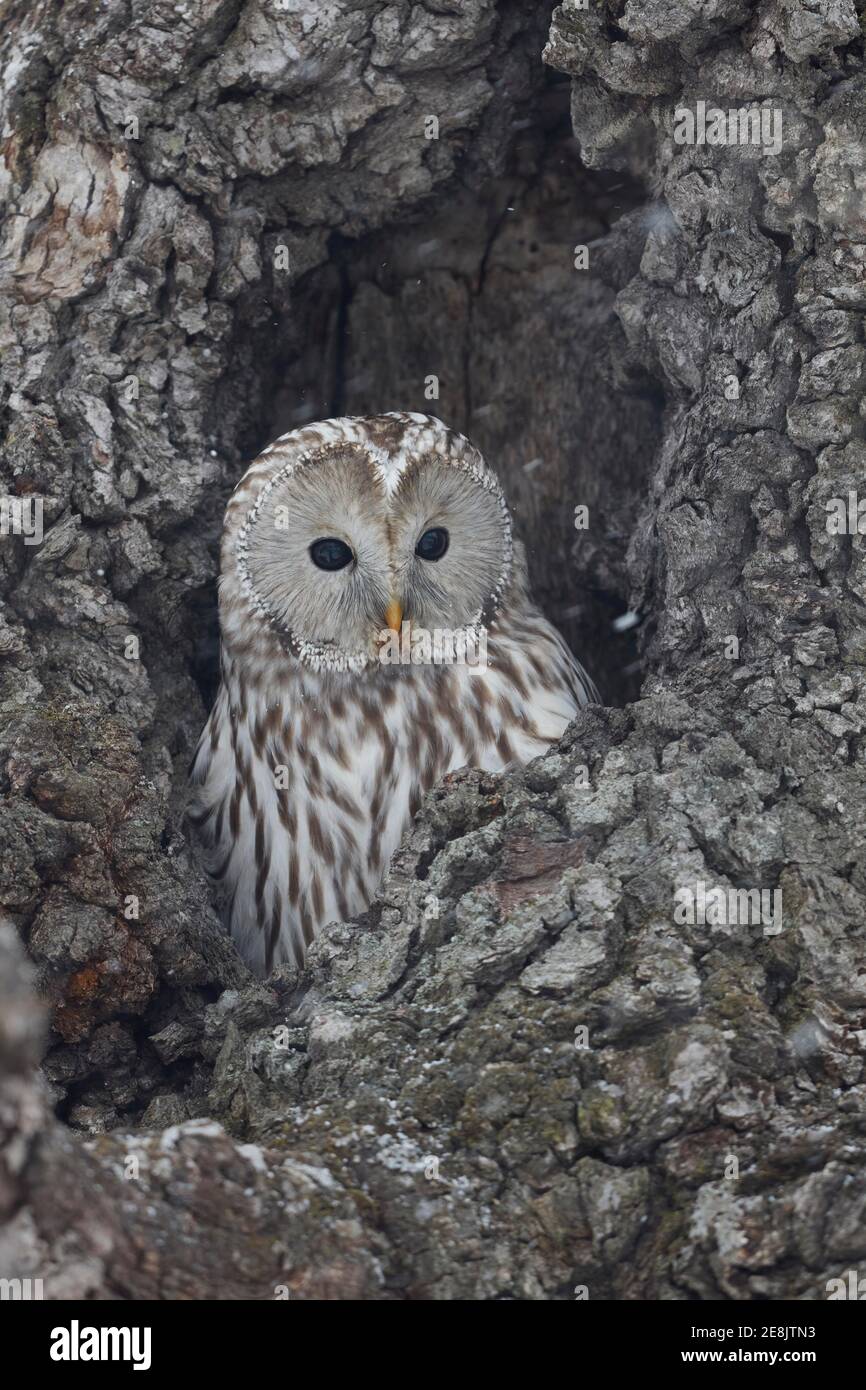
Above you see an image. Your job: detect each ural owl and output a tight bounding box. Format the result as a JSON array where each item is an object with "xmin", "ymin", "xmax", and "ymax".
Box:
[{"xmin": 188, "ymin": 413, "xmax": 599, "ymax": 976}]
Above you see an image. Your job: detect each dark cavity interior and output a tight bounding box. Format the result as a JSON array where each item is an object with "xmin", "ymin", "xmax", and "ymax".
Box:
[{"xmin": 189, "ymin": 80, "xmax": 662, "ymax": 713}]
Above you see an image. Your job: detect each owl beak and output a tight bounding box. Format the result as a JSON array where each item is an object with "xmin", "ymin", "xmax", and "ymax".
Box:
[{"xmin": 384, "ymin": 599, "xmax": 403, "ymax": 633}]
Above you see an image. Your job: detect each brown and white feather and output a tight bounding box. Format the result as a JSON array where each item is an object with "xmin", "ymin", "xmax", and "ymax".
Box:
[{"xmin": 187, "ymin": 414, "xmax": 598, "ymax": 976}]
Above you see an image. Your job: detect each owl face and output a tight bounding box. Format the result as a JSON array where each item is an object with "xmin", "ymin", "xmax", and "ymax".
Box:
[{"xmin": 233, "ymin": 422, "xmax": 513, "ymax": 672}]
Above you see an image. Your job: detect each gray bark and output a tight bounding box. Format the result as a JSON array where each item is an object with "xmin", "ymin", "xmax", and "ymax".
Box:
[{"xmin": 1, "ymin": 0, "xmax": 865, "ymax": 1299}]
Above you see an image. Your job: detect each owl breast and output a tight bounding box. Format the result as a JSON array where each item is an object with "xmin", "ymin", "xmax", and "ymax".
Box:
[{"xmin": 187, "ymin": 609, "xmax": 596, "ymax": 976}]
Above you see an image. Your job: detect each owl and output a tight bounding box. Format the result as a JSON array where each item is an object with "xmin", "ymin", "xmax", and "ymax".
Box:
[{"xmin": 187, "ymin": 413, "xmax": 599, "ymax": 976}]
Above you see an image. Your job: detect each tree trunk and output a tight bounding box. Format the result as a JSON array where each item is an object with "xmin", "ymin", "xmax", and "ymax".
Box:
[{"xmin": 1, "ymin": 0, "xmax": 865, "ymax": 1299}]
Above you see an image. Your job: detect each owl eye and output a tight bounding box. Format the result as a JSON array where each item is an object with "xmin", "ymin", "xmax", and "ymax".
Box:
[
  {"xmin": 415, "ymin": 526, "xmax": 449, "ymax": 561},
  {"xmin": 310, "ymin": 537, "xmax": 354, "ymax": 571}
]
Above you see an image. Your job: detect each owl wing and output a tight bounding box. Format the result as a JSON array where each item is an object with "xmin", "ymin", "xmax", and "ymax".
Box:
[
  {"xmin": 187, "ymin": 675, "xmax": 385, "ymax": 976},
  {"xmin": 434, "ymin": 604, "xmax": 599, "ymax": 774},
  {"xmin": 186, "ymin": 684, "xmax": 280, "ymax": 973}
]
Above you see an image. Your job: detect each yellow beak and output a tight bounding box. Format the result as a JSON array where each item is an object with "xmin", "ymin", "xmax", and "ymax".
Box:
[{"xmin": 385, "ymin": 599, "xmax": 403, "ymax": 632}]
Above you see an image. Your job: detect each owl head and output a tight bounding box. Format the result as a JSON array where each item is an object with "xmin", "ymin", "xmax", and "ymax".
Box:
[{"xmin": 222, "ymin": 414, "xmax": 514, "ymax": 674}]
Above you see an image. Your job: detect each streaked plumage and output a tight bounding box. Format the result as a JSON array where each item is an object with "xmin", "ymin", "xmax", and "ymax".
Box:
[{"xmin": 187, "ymin": 413, "xmax": 599, "ymax": 976}]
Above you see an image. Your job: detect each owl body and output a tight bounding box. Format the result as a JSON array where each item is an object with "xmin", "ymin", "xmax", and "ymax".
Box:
[{"xmin": 188, "ymin": 414, "xmax": 598, "ymax": 976}]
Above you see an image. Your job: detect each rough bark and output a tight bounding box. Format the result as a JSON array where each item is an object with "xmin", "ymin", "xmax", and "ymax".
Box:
[{"xmin": 2, "ymin": 0, "xmax": 866, "ymax": 1300}]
